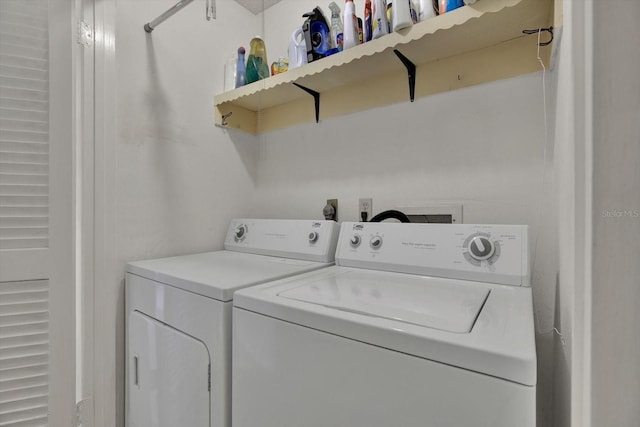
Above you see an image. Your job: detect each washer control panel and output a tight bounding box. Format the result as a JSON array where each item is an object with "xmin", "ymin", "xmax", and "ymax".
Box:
[
  {"xmin": 225, "ymin": 219, "xmax": 340, "ymax": 263},
  {"xmin": 336, "ymin": 222, "xmax": 529, "ymax": 287}
]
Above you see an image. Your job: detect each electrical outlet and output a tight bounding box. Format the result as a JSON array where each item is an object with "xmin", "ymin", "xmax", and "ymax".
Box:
[
  {"xmin": 324, "ymin": 198, "xmax": 338, "ymax": 221},
  {"xmin": 359, "ymin": 198, "xmax": 373, "ymax": 222}
]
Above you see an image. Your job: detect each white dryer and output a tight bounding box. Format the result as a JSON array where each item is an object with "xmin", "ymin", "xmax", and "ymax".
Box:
[
  {"xmin": 233, "ymin": 222, "xmax": 537, "ymax": 427},
  {"xmin": 125, "ymin": 219, "xmax": 340, "ymax": 427}
]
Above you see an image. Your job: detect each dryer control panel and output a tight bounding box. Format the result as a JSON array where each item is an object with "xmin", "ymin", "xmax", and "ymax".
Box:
[
  {"xmin": 225, "ymin": 219, "xmax": 340, "ymax": 263},
  {"xmin": 336, "ymin": 222, "xmax": 529, "ymax": 287}
]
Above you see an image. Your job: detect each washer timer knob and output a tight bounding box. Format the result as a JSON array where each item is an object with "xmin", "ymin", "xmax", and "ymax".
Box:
[
  {"xmin": 369, "ymin": 235, "xmax": 383, "ymax": 250},
  {"xmin": 308, "ymin": 231, "xmax": 319, "ymax": 243},
  {"xmin": 350, "ymin": 234, "xmax": 362, "ymax": 248},
  {"xmin": 468, "ymin": 236, "xmax": 495, "ymax": 261}
]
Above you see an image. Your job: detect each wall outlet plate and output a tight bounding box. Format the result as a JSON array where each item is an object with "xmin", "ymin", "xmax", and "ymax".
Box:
[
  {"xmin": 325, "ymin": 198, "xmax": 338, "ymax": 222},
  {"xmin": 396, "ymin": 203, "xmax": 463, "ymax": 224},
  {"xmin": 359, "ymin": 198, "xmax": 372, "ymax": 222}
]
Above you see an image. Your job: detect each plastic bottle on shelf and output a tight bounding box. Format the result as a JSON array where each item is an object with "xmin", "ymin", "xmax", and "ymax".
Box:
[
  {"xmin": 371, "ymin": 0, "xmax": 389, "ymax": 39},
  {"xmin": 343, "ymin": 0, "xmax": 359, "ymax": 49},
  {"xmin": 418, "ymin": 0, "xmax": 436, "ymax": 21},
  {"xmin": 410, "ymin": 0, "xmax": 419, "ymax": 23},
  {"xmin": 328, "ymin": 2, "xmax": 344, "ymax": 51},
  {"xmin": 246, "ymin": 36, "xmax": 269, "ymax": 84},
  {"xmin": 364, "ymin": 0, "xmax": 372, "ymax": 42},
  {"xmin": 439, "ymin": 0, "xmax": 463, "ymax": 14},
  {"xmin": 393, "ymin": 0, "xmax": 413, "ymax": 31},
  {"xmin": 235, "ymin": 47, "xmax": 246, "ymax": 88}
]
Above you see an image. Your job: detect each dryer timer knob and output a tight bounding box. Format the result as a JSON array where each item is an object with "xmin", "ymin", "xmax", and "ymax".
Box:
[
  {"xmin": 308, "ymin": 231, "xmax": 319, "ymax": 243},
  {"xmin": 234, "ymin": 224, "xmax": 247, "ymax": 241},
  {"xmin": 350, "ymin": 234, "xmax": 361, "ymax": 248}
]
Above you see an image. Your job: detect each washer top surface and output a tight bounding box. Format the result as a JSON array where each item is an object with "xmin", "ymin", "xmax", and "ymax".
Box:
[
  {"xmin": 234, "ymin": 266, "xmax": 536, "ymax": 386},
  {"xmin": 127, "ymin": 251, "xmax": 331, "ymax": 302},
  {"xmin": 278, "ymin": 270, "xmax": 490, "ymax": 333},
  {"xmin": 233, "ymin": 222, "xmax": 536, "ymax": 386}
]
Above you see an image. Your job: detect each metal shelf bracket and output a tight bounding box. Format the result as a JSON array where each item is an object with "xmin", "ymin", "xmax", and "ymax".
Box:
[
  {"xmin": 393, "ymin": 49, "xmax": 416, "ymax": 102},
  {"xmin": 293, "ymin": 83, "xmax": 321, "ymax": 123}
]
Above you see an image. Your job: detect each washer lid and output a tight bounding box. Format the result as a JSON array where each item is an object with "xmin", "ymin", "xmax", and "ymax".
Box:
[
  {"xmin": 278, "ymin": 274, "xmax": 490, "ymax": 333},
  {"xmin": 234, "ymin": 266, "xmax": 537, "ymax": 386}
]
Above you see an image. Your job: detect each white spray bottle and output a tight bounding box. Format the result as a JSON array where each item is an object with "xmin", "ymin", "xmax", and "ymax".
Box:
[
  {"xmin": 328, "ymin": 2, "xmax": 344, "ymax": 51},
  {"xmin": 343, "ymin": 0, "xmax": 359, "ymax": 49},
  {"xmin": 371, "ymin": 0, "xmax": 389, "ymax": 39},
  {"xmin": 393, "ymin": 0, "xmax": 413, "ymax": 31}
]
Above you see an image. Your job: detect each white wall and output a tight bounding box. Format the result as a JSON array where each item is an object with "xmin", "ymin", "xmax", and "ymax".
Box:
[
  {"xmin": 109, "ymin": 1, "xmax": 260, "ymax": 425},
  {"xmin": 591, "ymin": 1, "xmax": 640, "ymax": 425},
  {"xmin": 551, "ymin": 11, "xmax": 575, "ymax": 425}
]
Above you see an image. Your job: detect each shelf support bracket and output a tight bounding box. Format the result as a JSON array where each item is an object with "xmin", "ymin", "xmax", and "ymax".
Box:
[
  {"xmin": 293, "ymin": 83, "xmax": 321, "ymax": 123},
  {"xmin": 393, "ymin": 49, "xmax": 416, "ymax": 102}
]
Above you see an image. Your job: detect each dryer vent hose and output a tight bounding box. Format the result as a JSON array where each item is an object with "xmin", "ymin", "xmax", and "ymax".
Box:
[{"xmin": 369, "ymin": 210, "xmax": 411, "ymax": 223}]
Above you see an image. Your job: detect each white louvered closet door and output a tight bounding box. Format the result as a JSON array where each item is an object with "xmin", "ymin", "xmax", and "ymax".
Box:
[{"xmin": 0, "ymin": 1, "xmax": 75, "ymax": 426}]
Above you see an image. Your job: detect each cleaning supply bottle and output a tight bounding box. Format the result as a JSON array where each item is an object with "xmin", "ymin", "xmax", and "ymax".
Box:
[
  {"xmin": 246, "ymin": 36, "xmax": 269, "ymax": 84},
  {"xmin": 288, "ymin": 27, "xmax": 307, "ymax": 69},
  {"xmin": 364, "ymin": 0, "xmax": 372, "ymax": 42},
  {"xmin": 393, "ymin": 0, "xmax": 413, "ymax": 31},
  {"xmin": 410, "ymin": 0, "xmax": 419, "ymax": 23},
  {"xmin": 343, "ymin": 0, "xmax": 359, "ymax": 49},
  {"xmin": 418, "ymin": 0, "xmax": 436, "ymax": 21},
  {"xmin": 328, "ymin": 2, "xmax": 344, "ymax": 51},
  {"xmin": 235, "ymin": 46, "xmax": 246, "ymax": 88},
  {"xmin": 386, "ymin": 0, "xmax": 393, "ymax": 33},
  {"xmin": 371, "ymin": 0, "xmax": 388, "ymax": 39}
]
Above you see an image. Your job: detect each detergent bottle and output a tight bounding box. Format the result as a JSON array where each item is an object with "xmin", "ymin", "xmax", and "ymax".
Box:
[
  {"xmin": 246, "ymin": 36, "xmax": 269, "ymax": 84},
  {"xmin": 288, "ymin": 27, "xmax": 307, "ymax": 69}
]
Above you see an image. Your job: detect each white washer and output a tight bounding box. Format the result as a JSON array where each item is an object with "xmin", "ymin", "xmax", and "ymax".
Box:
[
  {"xmin": 233, "ymin": 222, "xmax": 537, "ymax": 427},
  {"xmin": 125, "ymin": 219, "xmax": 340, "ymax": 427}
]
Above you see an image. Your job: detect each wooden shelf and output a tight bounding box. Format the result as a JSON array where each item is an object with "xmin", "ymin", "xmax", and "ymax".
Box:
[{"xmin": 215, "ymin": 0, "xmax": 558, "ymax": 135}]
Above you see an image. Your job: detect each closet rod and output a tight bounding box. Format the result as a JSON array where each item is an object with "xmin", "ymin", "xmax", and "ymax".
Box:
[{"xmin": 144, "ymin": 0, "xmax": 194, "ymax": 33}]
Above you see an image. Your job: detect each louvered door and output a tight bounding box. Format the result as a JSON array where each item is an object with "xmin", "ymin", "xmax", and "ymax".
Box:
[{"xmin": 0, "ymin": 1, "xmax": 75, "ymax": 426}]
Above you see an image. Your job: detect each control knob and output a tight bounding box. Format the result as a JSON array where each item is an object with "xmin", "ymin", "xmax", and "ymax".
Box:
[
  {"xmin": 350, "ymin": 234, "xmax": 361, "ymax": 248},
  {"xmin": 369, "ymin": 235, "xmax": 383, "ymax": 250},
  {"xmin": 468, "ymin": 236, "xmax": 495, "ymax": 261},
  {"xmin": 234, "ymin": 224, "xmax": 247, "ymax": 241},
  {"xmin": 308, "ymin": 231, "xmax": 319, "ymax": 243}
]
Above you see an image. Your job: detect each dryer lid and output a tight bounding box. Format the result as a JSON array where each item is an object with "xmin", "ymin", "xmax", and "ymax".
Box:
[{"xmin": 278, "ymin": 271, "xmax": 490, "ymax": 333}]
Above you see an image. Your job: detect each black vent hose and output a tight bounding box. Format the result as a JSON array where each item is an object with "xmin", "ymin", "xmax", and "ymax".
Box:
[{"xmin": 369, "ymin": 210, "xmax": 411, "ymax": 223}]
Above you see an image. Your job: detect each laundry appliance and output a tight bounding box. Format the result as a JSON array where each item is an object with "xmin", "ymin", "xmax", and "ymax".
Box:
[
  {"xmin": 125, "ymin": 219, "xmax": 340, "ymax": 427},
  {"xmin": 233, "ymin": 222, "xmax": 536, "ymax": 427}
]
